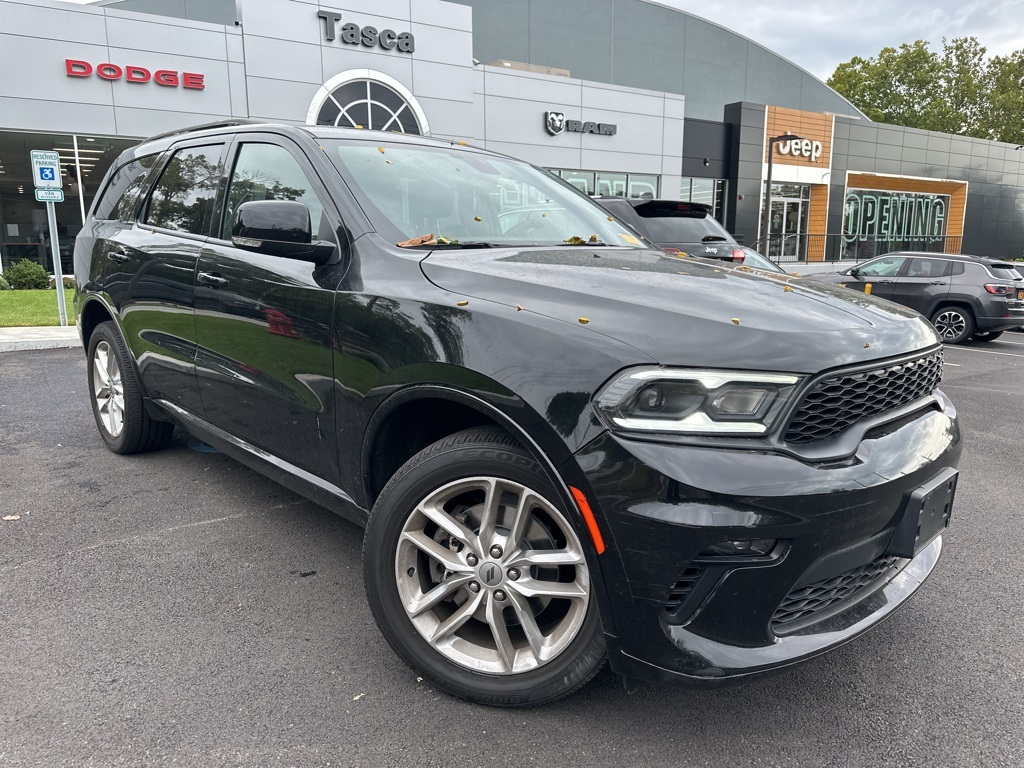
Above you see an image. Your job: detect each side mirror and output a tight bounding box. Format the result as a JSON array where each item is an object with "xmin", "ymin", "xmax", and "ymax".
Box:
[
  {"xmin": 231, "ymin": 200, "xmax": 335, "ymax": 264},
  {"xmin": 848, "ymin": 267, "xmax": 860, "ymax": 277}
]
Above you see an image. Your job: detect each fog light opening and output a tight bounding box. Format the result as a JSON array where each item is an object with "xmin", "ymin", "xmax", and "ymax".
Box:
[{"xmin": 704, "ymin": 538, "xmax": 777, "ymax": 557}]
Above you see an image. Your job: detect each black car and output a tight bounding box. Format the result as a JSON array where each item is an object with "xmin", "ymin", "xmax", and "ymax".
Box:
[
  {"xmin": 74, "ymin": 122, "xmax": 961, "ymax": 707},
  {"xmin": 808, "ymin": 251, "xmax": 1024, "ymax": 343},
  {"xmin": 593, "ymin": 197, "xmax": 748, "ymax": 261}
]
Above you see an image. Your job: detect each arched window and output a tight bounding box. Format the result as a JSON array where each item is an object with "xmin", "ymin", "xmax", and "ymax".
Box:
[{"xmin": 306, "ymin": 70, "xmax": 429, "ymax": 135}]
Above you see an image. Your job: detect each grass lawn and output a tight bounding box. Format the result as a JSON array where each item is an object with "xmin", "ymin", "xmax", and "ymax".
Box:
[{"xmin": 0, "ymin": 289, "xmax": 76, "ymax": 327}]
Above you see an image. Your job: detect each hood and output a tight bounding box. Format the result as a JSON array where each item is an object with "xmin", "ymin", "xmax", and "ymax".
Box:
[{"xmin": 420, "ymin": 246, "xmax": 940, "ymax": 373}]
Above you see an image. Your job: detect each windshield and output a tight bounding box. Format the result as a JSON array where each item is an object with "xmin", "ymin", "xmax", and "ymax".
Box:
[
  {"xmin": 640, "ymin": 211, "xmax": 733, "ymax": 245},
  {"xmin": 324, "ymin": 140, "xmax": 649, "ymax": 248}
]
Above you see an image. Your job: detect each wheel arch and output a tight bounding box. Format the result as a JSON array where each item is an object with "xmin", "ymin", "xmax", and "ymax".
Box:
[
  {"xmin": 78, "ymin": 296, "xmax": 118, "ymax": 353},
  {"xmin": 361, "ymin": 384, "xmax": 574, "ymax": 508}
]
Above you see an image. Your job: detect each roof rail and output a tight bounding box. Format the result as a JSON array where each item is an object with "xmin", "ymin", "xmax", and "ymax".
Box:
[{"xmin": 145, "ymin": 119, "xmax": 269, "ymax": 143}]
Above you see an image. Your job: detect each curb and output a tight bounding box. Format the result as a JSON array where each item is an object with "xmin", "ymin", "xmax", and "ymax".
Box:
[{"xmin": 0, "ymin": 327, "xmax": 80, "ymax": 353}]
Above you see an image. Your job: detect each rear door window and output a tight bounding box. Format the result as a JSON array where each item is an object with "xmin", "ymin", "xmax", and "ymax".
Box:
[
  {"xmin": 905, "ymin": 258, "xmax": 952, "ymax": 278},
  {"xmin": 143, "ymin": 144, "xmax": 225, "ymax": 236}
]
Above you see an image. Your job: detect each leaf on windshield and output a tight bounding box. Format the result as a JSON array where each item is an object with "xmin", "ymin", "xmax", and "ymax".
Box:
[
  {"xmin": 588, "ymin": 234, "xmax": 599, "ymax": 243},
  {"xmin": 565, "ymin": 236, "xmax": 587, "ymax": 245},
  {"xmin": 398, "ymin": 233, "xmax": 436, "ymax": 247}
]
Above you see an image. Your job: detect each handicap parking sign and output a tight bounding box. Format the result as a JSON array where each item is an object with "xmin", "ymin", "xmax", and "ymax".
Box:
[{"xmin": 30, "ymin": 150, "xmax": 62, "ymax": 189}]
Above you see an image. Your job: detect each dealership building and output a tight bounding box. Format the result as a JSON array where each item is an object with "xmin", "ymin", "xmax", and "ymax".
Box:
[{"xmin": 1, "ymin": 0, "xmax": 1022, "ymax": 272}]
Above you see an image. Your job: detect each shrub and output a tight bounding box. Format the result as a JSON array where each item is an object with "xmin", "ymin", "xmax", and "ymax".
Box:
[
  {"xmin": 49, "ymin": 275, "xmax": 75, "ymax": 289},
  {"xmin": 2, "ymin": 259, "xmax": 50, "ymax": 290},
  {"xmin": 0, "ymin": 275, "xmax": 10, "ymax": 290}
]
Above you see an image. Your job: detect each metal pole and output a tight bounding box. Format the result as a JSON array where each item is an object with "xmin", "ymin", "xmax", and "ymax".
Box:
[
  {"xmin": 46, "ymin": 201, "xmax": 68, "ymax": 327},
  {"xmin": 760, "ymin": 148, "xmax": 775, "ymax": 255}
]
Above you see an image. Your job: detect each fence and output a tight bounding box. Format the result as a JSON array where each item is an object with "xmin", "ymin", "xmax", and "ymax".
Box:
[{"xmin": 759, "ymin": 234, "xmax": 965, "ymax": 265}]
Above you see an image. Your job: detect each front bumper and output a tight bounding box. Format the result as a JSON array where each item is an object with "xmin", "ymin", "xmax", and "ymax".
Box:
[{"xmin": 569, "ymin": 395, "xmax": 961, "ymax": 686}]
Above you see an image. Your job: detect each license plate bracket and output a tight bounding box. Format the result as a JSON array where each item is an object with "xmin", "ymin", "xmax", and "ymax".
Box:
[{"xmin": 888, "ymin": 468, "xmax": 957, "ymax": 558}]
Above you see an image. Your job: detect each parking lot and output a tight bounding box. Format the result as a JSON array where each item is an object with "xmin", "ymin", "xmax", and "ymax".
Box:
[{"xmin": 1, "ymin": 340, "xmax": 1023, "ymax": 767}]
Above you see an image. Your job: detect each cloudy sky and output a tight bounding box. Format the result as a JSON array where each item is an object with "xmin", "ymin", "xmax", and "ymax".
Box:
[{"xmin": 663, "ymin": 0, "xmax": 1024, "ymax": 80}]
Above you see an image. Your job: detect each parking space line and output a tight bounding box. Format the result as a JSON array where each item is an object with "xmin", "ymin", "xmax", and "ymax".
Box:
[{"xmin": 944, "ymin": 345, "xmax": 1024, "ymax": 359}]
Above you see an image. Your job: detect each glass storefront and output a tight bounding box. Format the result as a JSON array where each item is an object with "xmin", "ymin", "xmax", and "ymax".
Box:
[
  {"xmin": 842, "ymin": 188, "xmax": 951, "ymax": 260},
  {"xmin": 766, "ymin": 183, "xmax": 810, "ymax": 262},
  {"xmin": 680, "ymin": 177, "xmax": 727, "ymax": 224},
  {"xmin": 0, "ymin": 131, "xmax": 138, "ymax": 273},
  {"xmin": 547, "ymin": 168, "xmax": 659, "ymax": 198}
]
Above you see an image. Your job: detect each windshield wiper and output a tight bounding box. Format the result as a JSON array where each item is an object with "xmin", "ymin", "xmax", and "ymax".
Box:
[{"xmin": 701, "ymin": 235, "xmax": 729, "ymax": 243}]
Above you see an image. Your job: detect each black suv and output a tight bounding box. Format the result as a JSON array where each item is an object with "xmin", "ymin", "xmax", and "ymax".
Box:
[
  {"xmin": 809, "ymin": 251, "xmax": 1024, "ymax": 343},
  {"xmin": 74, "ymin": 122, "xmax": 961, "ymax": 706}
]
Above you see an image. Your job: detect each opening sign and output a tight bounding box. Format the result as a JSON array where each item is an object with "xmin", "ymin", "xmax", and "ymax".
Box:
[{"xmin": 31, "ymin": 150, "xmax": 62, "ymax": 189}]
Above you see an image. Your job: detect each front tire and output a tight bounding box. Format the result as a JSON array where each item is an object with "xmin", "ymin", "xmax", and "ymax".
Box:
[
  {"xmin": 363, "ymin": 427, "xmax": 605, "ymax": 707},
  {"xmin": 87, "ymin": 321, "xmax": 173, "ymax": 454},
  {"xmin": 930, "ymin": 306, "xmax": 975, "ymax": 344},
  {"xmin": 970, "ymin": 330, "xmax": 1003, "ymax": 343}
]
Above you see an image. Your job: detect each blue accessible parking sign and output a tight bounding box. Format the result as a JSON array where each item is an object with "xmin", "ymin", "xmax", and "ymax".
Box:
[{"xmin": 30, "ymin": 150, "xmax": 62, "ymax": 189}]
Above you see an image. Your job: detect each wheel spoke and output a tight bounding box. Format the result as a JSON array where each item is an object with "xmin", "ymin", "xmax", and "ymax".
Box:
[
  {"xmin": 476, "ymin": 477, "xmax": 502, "ymax": 550},
  {"xmin": 429, "ymin": 590, "xmax": 483, "ymax": 643},
  {"xmin": 416, "ymin": 498, "xmax": 478, "ymax": 551},
  {"xmin": 507, "ymin": 590, "xmax": 545, "ymax": 661},
  {"xmin": 94, "ymin": 350, "xmax": 111, "ymax": 387},
  {"xmin": 401, "ymin": 529, "xmax": 470, "ymax": 572},
  {"xmin": 510, "ymin": 576, "xmax": 587, "ymax": 601},
  {"xmin": 484, "ymin": 596, "xmax": 517, "ymax": 672},
  {"xmin": 507, "ymin": 547, "xmax": 583, "ymax": 568},
  {"xmin": 505, "ymin": 489, "xmax": 543, "ymax": 550},
  {"xmin": 406, "ymin": 573, "xmax": 473, "ymax": 617}
]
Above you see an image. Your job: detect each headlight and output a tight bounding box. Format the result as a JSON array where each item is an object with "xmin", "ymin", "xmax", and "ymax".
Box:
[{"xmin": 594, "ymin": 367, "xmax": 803, "ymax": 436}]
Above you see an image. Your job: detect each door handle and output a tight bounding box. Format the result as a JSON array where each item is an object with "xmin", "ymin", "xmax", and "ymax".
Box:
[
  {"xmin": 930, "ymin": 281, "xmax": 947, "ymax": 285},
  {"xmin": 197, "ymin": 271, "xmax": 228, "ymax": 287},
  {"xmin": 107, "ymin": 247, "xmax": 130, "ymax": 264},
  {"xmin": 877, "ymin": 279, "xmax": 894, "ymax": 284}
]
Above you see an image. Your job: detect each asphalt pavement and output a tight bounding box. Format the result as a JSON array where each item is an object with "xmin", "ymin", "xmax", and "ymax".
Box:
[{"xmin": 1, "ymin": 341, "xmax": 1022, "ymax": 767}]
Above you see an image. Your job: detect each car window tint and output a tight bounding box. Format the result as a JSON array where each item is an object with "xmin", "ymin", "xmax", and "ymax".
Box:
[
  {"xmin": 640, "ymin": 212, "xmax": 732, "ymax": 244},
  {"xmin": 144, "ymin": 145, "xmax": 223, "ymax": 235},
  {"xmin": 989, "ymin": 265, "xmax": 1022, "ymax": 281},
  {"xmin": 222, "ymin": 143, "xmax": 327, "ymax": 241},
  {"xmin": 858, "ymin": 256, "xmax": 905, "ymax": 277},
  {"xmin": 93, "ymin": 153, "xmax": 159, "ymax": 221},
  {"xmin": 951, "ymin": 261, "xmax": 965, "ymax": 275},
  {"xmin": 905, "ymin": 258, "xmax": 952, "ymax": 278}
]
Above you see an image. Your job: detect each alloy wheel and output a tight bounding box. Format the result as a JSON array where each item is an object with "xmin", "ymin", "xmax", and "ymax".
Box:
[
  {"xmin": 932, "ymin": 310, "xmax": 967, "ymax": 341},
  {"xmin": 394, "ymin": 476, "xmax": 590, "ymax": 675},
  {"xmin": 92, "ymin": 339, "xmax": 125, "ymax": 438}
]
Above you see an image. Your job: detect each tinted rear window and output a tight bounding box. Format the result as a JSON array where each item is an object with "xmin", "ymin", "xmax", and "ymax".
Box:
[
  {"xmin": 989, "ymin": 265, "xmax": 1022, "ymax": 281},
  {"xmin": 640, "ymin": 212, "xmax": 733, "ymax": 244},
  {"xmin": 143, "ymin": 144, "xmax": 223, "ymax": 236}
]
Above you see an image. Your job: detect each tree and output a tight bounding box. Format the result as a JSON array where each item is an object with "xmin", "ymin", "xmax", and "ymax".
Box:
[{"xmin": 827, "ymin": 37, "xmax": 1024, "ymax": 145}]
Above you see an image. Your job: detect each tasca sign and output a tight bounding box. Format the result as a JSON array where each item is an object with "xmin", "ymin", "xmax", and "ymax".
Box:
[{"xmin": 317, "ymin": 10, "xmax": 415, "ymax": 52}]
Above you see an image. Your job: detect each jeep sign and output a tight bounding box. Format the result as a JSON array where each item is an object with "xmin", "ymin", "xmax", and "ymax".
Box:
[{"xmin": 776, "ymin": 137, "xmax": 823, "ymax": 162}]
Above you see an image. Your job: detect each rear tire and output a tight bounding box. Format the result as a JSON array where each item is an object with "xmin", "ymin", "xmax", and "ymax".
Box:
[
  {"xmin": 363, "ymin": 427, "xmax": 605, "ymax": 707},
  {"xmin": 87, "ymin": 321, "xmax": 173, "ymax": 454},
  {"xmin": 930, "ymin": 306, "xmax": 974, "ymax": 344},
  {"xmin": 970, "ymin": 330, "xmax": 1003, "ymax": 343}
]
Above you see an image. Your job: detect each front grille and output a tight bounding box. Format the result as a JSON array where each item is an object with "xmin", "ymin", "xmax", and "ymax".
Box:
[
  {"xmin": 771, "ymin": 554, "xmax": 903, "ymax": 632},
  {"xmin": 784, "ymin": 350, "xmax": 943, "ymax": 443}
]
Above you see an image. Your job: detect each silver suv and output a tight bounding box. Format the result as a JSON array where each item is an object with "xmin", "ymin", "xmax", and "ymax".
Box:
[{"xmin": 811, "ymin": 251, "xmax": 1024, "ymax": 343}]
